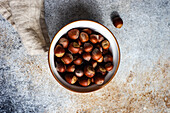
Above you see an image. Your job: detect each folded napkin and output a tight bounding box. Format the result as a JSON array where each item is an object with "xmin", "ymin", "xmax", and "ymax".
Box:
[{"xmin": 0, "ymin": 0, "xmax": 50, "ymax": 55}]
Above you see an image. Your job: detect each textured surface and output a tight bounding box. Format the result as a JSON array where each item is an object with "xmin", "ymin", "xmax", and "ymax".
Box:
[{"xmin": 0, "ymin": 0, "xmax": 170, "ymax": 112}]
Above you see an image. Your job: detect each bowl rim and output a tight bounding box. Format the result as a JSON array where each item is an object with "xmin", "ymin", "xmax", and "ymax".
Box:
[{"xmin": 48, "ymin": 20, "xmax": 121, "ymax": 93}]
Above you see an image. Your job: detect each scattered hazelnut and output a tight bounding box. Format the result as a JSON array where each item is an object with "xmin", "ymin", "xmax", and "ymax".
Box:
[
  {"xmin": 97, "ymin": 65, "xmax": 107, "ymax": 75},
  {"xmin": 79, "ymin": 77, "xmax": 91, "ymax": 86},
  {"xmin": 84, "ymin": 65, "xmax": 95, "ymax": 78},
  {"xmin": 73, "ymin": 57, "xmax": 83, "ymax": 65},
  {"xmin": 58, "ymin": 37, "xmax": 69, "ymax": 48},
  {"xmin": 61, "ymin": 53, "xmax": 73, "ymax": 64},
  {"xmin": 98, "ymin": 35, "xmax": 104, "ymax": 43},
  {"xmin": 75, "ymin": 69, "xmax": 84, "ymax": 77},
  {"xmin": 91, "ymin": 60, "xmax": 97, "ymax": 68},
  {"xmin": 56, "ymin": 62, "xmax": 66, "ymax": 73},
  {"xmin": 94, "ymin": 74, "xmax": 105, "ymax": 85},
  {"xmin": 97, "ymin": 56, "xmax": 103, "ymax": 63},
  {"xmin": 90, "ymin": 34, "xmax": 99, "ymax": 44},
  {"xmin": 105, "ymin": 63, "xmax": 114, "ymax": 71},
  {"xmin": 112, "ymin": 17, "xmax": 123, "ymax": 28},
  {"xmin": 92, "ymin": 48, "xmax": 102, "ymax": 60},
  {"xmin": 102, "ymin": 40, "xmax": 110, "ymax": 50},
  {"xmin": 83, "ymin": 52, "xmax": 91, "ymax": 61},
  {"xmin": 67, "ymin": 64, "xmax": 75, "ymax": 72},
  {"xmin": 54, "ymin": 45, "xmax": 65, "ymax": 57},
  {"xmin": 68, "ymin": 42, "xmax": 80, "ymax": 54},
  {"xmin": 82, "ymin": 28, "xmax": 92, "ymax": 34},
  {"xmin": 68, "ymin": 29, "xmax": 79, "ymax": 40},
  {"xmin": 79, "ymin": 32, "xmax": 89, "ymax": 43},
  {"xmin": 65, "ymin": 74, "xmax": 78, "ymax": 84},
  {"xmin": 84, "ymin": 43, "xmax": 93, "ymax": 52},
  {"xmin": 104, "ymin": 54, "xmax": 113, "ymax": 62},
  {"xmin": 78, "ymin": 47, "xmax": 83, "ymax": 54}
]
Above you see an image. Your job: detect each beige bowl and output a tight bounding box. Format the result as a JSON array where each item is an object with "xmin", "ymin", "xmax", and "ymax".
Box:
[{"xmin": 48, "ymin": 20, "xmax": 120, "ymax": 93}]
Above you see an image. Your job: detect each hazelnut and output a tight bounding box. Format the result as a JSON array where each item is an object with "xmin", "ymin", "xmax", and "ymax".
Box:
[
  {"xmin": 97, "ymin": 65, "xmax": 107, "ymax": 75},
  {"xmin": 77, "ymin": 39, "xmax": 82, "ymax": 46},
  {"xmin": 56, "ymin": 62, "xmax": 66, "ymax": 73},
  {"xmin": 102, "ymin": 40, "xmax": 110, "ymax": 50},
  {"xmin": 61, "ymin": 53, "xmax": 73, "ymax": 64},
  {"xmin": 68, "ymin": 42, "xmax": 80, "ymax": 54},
  {"xmin": 75, "ymin": 69, "xmax": 84, "ymax": 77},
  {"xmin": 94, "ymin": 74, "xmax": 105, "ymax": 85},
  {"xmin": 79, "ymin": 32, "xmax": 89, "ymax": 43},
  {"xmin": 92, "ymin": 48, "xmax": 102, "ymax": 60},
  {"xmin": 112, "ymin": 17, "xmax": 123, "ymax": 28},
  {"xmin": 58, "ymin": 37, "xmax": 69, "ymax": 48},
  {"xmin": 68, "ymin": 29, "xmax": 79, "ymax": 40},
  {"xmin": 95, "ymin": 44, "xmax": 103, "ymax": 52},
  {"xmin": 83, "ymin": 53, "xmax": 91, "ymax": 61},
  {"xmin": 104, "ymin": 54, "xmax": 113, "ymax": 62},
  {"xmin": 67, "ymin": 64, "xmax": 75, "ymax": 72},
  {"xmin": 105, "ymin": 62, "xmax": 114, "ymax": 71},
  {"xmin": 73, "ymin": 57, "xmax": 83, "ymax": 65},
  {"xmin": 65, "ymin": 74, "xmax": 78, "ymax": 84},
  {"xmin": 90, "ymin": 34, "xmax": 98, "ymax": 44},
  {"xmin": 84, "ymin": 43, "xmax": 93, "ymax": 52},
  {"xmin": 54, "ymin": 45, "xmax": 65, "ymax": 57},
  {"xmin": 79, "ymin": 77, "xmax": 91, "ymax": 87},
  {"xmin": 78, "ymin": 47, "xmax": 83, "ymax": 54},
  {"xmin": 98, "ymin": 35, "xmax": 104, "ymax": 43},
  {"xmin": 97, "ymin": 56, "xmax": 103, "ymax": 63},
  {"xmin": 82, "ymin": 28, "xmax": 92, "ymax": 34},
  {"xmin": 84, "ymin": 65, "xmax": 95, "ymax": 78},
  {"xmin": 91, "ymin": 60, "xmax": 97, "ymax": 68}
]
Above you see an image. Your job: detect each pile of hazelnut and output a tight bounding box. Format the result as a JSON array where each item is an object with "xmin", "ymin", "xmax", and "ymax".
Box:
[{"xmin": 54, "ymin": 28, "xmax": 113, "ymax": 87}]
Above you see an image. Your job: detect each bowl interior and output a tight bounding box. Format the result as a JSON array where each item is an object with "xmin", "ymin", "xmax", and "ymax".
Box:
[{"xmin": 48, "ymin": 20, "xmax": 120, "ymax": 93}]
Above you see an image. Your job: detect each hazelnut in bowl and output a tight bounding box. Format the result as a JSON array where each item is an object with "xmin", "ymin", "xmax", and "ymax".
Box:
[{"xmin": 48, "ymin": 20, "xmax": 120, "ymax": 93}]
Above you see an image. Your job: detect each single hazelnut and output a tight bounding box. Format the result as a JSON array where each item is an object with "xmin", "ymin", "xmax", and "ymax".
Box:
[
  {"xmin": 82, "ymin": 28, "xmax": 92, "ymax": 34},
  {"xmin": 58, "ymin": 37, "xmax": 69, "ymax": 48},
  {"xmin": 61, "ymin": 53, "xmax": 73, "ymax": 64},
  {"xmin": 79, "ymin": 77, "xmax": 91, "ymax": 87},
  {"xmin": 90, "ymin": 34, "xmax": 99, "ymax": 44},
  {"xmin": 67, "ymin": 64, "xmax": 75, "ymax": 72},
  {"xmin": 95, "ymin": 44, "xmax": 103, "ymax": 52},
  {"xmin": 92, "ymin": 48, "xmax": 102, "ymax": 60},
  {"xmin": 91, "ymin": 60, "xmax": 97, "ymax": 68},
  {"xmin": 97, "ymin": 65, "xmax": 107, "ymax": 75},
  {"xmin": 112, "ymin": 17, "xmax": 123, "ymax": 28},
  {"xmin": 73, "ymin": 57, "xmax": 83, "ymax": 65},
  {"xmin": 94, "ymin": 74, "xmax": 105, "ymax": 85},
  {"xmin": 105, "ymin": 62, "xmax": 114, "ymax": 71},
  {"xmin": 84, "ymin": 65, "xmax": 95, "ymax": 78},
  {"xmin": 56, "ymin": 62, "xmax": 66, "ymax": 73},
  {"xmin": 79, "ymin": 32, "xmax": 89, "ymax": 43},
  {"xmin": 54, "ymin": 45, "xmax": 65, "ymax": 57},
  {"xmin": 77, "ymin": 39, "xmax": 82, "ymax": 46},
  {"xmin": 68, "ymin": 42, "xmax": 80, "ymax": 54},
  {"xmin": 68, "ymin": 29, "xmax": 79, "ymax": 40},
  {"xmin": 65, "ymin": 74, "xmax": 78, "ymax": 84},
  {"xmin": 78, "ymin": 47, "xmax": 83, "ymax": 54},
  {"xmin": 104, "ymin": 54, "xmax": 113, "ymax": 62},
  {"xmin": 75, "ymin": 69, "xmax": 84, "ymax": 77},
  {"xmin": 97, "ymin": 56, "xmax": 103, "ymax": 63},
  {"xmin": 98, "ymin": 35, "xmax": 104, "ymax": 43},
  {"xmin": 83, "ymin": 52, "xmax": 91, "ymax": 61},
  {"xmin": 102, "ymin": 40, "xmax": 110, "ymax": 50},
  {"xmin": 84, "ymin": 43, "xmax": 93, "ymax": 52}
]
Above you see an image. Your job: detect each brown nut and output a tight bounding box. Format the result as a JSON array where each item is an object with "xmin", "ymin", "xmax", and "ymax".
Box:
[
  {"xmin": 95, "ymin": 44, "xmax": 103, "ymax": 52},
  {"xmin": 75, "ymin": 69, "xmax": 84, "ymax": 77},
  {"xmin": 54, "ymin": 45, "xmax": 65, "ymax": 57},
  {"xmin": 78, "ymin": 47, "xmax": 83, "ymax": 54},
  {"xmin": 112, "ymin": 17, "xmax": 123, "ymax": 28},
  {"xmin": 73, "ymin": 57, "xmax": 83, "ymax": 65},
  {"xmin": 68, "ymin": 42, "xmax": 80, "ymax": 54},
  {"xmin": 79, "ymin": 32, "xmax": 89, "ymax": 43},
  {"xmin": 65, "ymin": 74, "xmax": 78, "ymax": 84},
  {"xmin": 91, "ymin": 60, "xmax": 97, "ymax": 68},
  {"xmin": 97, "ymin": 56, "xmax": 103, "ymax": 63},
  {"xmin": 84, "ymin": 65, "xmax": 95, "ymax": 78},
  {"xmin": 56, "ymin": 62, "xmax": 66, "ymax": 73},
  {"xmin": 98, "ymin": 35, "xmax": 104, "ymax": 43},
  {"xmin": 94, "ymin": 74, "xmax": 105, "ymax": 85},
  {"xmin": 104, "ymin": 54, "xmax": 113, "ymax": 62},
  {"xmin": 58, "ymin": 37, "xmax": 69, "ymax": 48},
  {"xmin": 77, "ymin": 39, "xmax": 82, "ymax": 46},
  {"xmin": 102, "ymin": 40, "xmax": 110, "ymax": 50},
  {"xmin": 90, "ymin": 34, "xmax": 99, "ymax": 44},
  {"xmin": 83, "ymin": 52, "xmax": 91, "ymax": 61},
  {"xmin": 82, "ymin": 28, "xmax": 92, "ymax": 34},
  {"xmin": 79, "ymin": 77, "xmax": 91, "ymax": 87},
  {"xmin": 97, "ymin": 65, "xmax": 107, "ymax": 75},
  {"xmin": 61, "ymin": 53, "xmax": 73, "ymax": 64},
  {"xmin": 92, "ymin": 48, "xmax": 102, "ymax": 60},
  {"xmin": 68, "ymin": 29, "xmax": 79, "ymax": 40},
  {"xmin": 84, "ymin": 43, "xmax": 93, "ymax": 52},
  {"xmin": 105, "ymin": 62, "xmax": 114, "ymax": 71},
  {"xmin": 67, "ymin": 64, "xmax": 75, "ymax": 72}
]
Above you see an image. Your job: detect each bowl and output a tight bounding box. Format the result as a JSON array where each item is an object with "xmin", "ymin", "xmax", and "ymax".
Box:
[{"xmin": 48, "ymin": 20, "xmax": 120, "ymax": 93}]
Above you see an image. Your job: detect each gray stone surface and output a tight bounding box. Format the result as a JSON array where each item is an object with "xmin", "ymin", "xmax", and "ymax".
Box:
[{"xmin": 0, "ymin": 0, "xmax": 170, "ymax": 112}]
